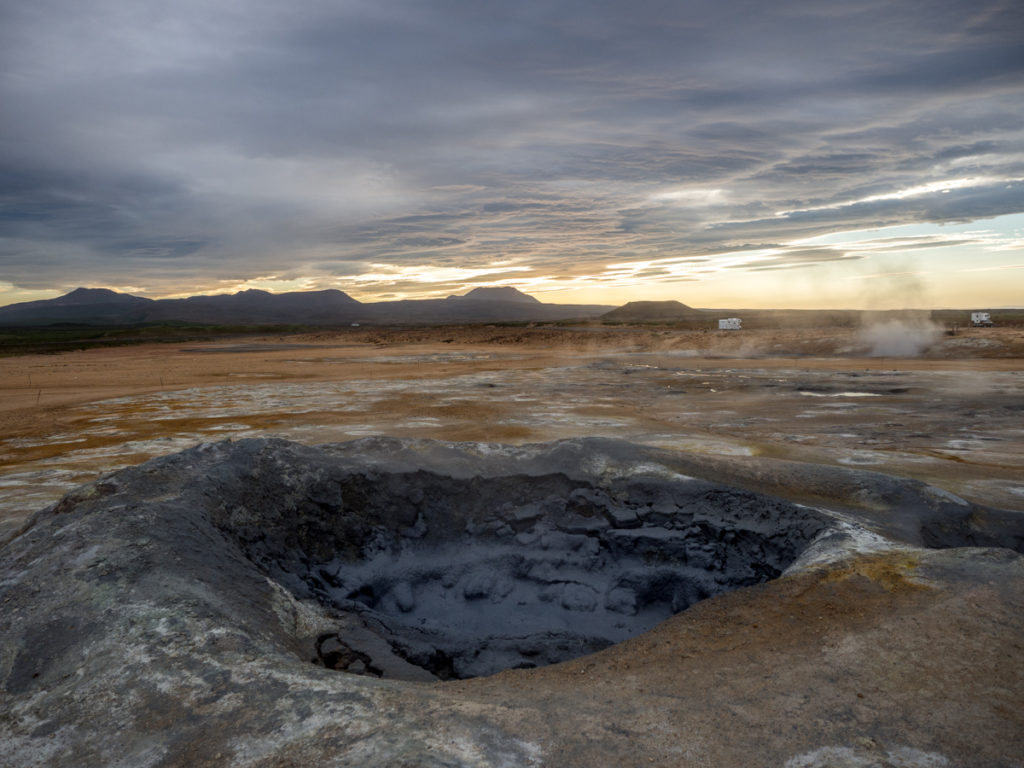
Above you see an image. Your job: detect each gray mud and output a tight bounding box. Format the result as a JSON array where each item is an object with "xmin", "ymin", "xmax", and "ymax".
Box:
[
  {"xmin": 3, "ymin": 436, "xmax": 1023, "ymax": 767},
  {"xmin": 5, "ymin": 437, "xmax": 833, "ymax": 681},
  {"xmin": 152, "ymin": 438, "xmax": 830, "ymax": 678},
  {"xmin": 235, "ymin": 470, "xmax": 828, "ymax": 679}
]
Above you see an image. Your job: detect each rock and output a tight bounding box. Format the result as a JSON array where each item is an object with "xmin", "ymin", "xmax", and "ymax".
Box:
[{"xmin": 1, "ymin": 436, "xmax": 1022, "ymax": 767}]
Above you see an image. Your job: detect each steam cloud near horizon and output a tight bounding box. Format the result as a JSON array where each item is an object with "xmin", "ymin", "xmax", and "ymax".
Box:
[{"xmin": 858, "ymin": 318, "xmax": 943, "ymax": 357}]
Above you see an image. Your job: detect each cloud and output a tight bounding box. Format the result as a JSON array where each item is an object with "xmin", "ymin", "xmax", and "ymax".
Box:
[{"xmin": 0, "ymin": 0, "xmax": 1022, "ymax": 303}]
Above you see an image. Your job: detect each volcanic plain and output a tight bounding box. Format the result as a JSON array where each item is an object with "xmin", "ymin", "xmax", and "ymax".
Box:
[
  {"xmin": 2, "ymin": 322, "xmax": 1023, "ymax": 767},
  {"xmin": 2, "ymin": 323, "xmax": 1022, "ymax": 540}
]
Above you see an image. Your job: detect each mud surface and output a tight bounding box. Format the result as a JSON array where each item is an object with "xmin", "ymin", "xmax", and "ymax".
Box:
[
  {"xmin": 223, "ymin": 452, "xmax": 829, "ymax": 679},
  {"xmin": 2, "ymin": 437, "xmax": 1023, "ymax": 767}
]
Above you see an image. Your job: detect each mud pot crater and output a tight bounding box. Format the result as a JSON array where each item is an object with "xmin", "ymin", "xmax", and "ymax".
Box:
[{"xmin": 206, "ymin": 443, "xmax": 831, "ymax": 680}]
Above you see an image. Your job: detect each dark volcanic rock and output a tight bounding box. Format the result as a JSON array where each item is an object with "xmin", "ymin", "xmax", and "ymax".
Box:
[{"xmin": 2, "ymin": 437, "xmax": 1022, "ymax": 767}]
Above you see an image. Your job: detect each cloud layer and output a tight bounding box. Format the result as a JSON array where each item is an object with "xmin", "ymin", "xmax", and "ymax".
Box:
[{"xmin": 1, "ymin": 0, "xmax": 1022, "ymax": 306}]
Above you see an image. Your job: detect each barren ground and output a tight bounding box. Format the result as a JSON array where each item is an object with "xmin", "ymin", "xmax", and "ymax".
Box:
[
  {"xmin": 2, "ymin": 324, "xmax": 1024, "ymax": 767},
  {"xmin": 2, "ymin": 324, "xmax": 1022, "ymax": 539}
]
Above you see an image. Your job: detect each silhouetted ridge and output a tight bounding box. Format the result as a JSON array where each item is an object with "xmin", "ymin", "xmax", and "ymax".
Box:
[
  {"xmin": 601, "ymin": 300, "xmax": 700, "ymax": 322},
  {"xmin": 56, "ymin": 288, "xmax": 151, "ymax": 305},
  {"xmin": 448, "ymin": 287, "xmax": 542, "ymax": 304},
  {"xmin": 0, "ymin": 287, "xmax": 612, "ymax": 326}
]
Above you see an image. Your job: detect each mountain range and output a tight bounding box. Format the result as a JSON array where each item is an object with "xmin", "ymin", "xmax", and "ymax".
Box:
[{"xmin": 0, "ymin": 286, "xmax": 614, "ymax": 326}]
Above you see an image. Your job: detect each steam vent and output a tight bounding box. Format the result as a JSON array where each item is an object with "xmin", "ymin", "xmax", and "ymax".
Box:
[{"xmin": 2, "ymin": 437, "xmax": 1023, "ymax": 766}]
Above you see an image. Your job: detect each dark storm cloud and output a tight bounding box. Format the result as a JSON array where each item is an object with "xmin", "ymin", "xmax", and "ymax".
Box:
[{"xmin": 1, "ymin": 0, "xmax": 1022, "ymax": 298}]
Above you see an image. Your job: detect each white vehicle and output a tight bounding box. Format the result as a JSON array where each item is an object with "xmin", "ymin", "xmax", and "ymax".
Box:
[
  {"xmin": 718, "ymin": 317, "xmax": 742, "ymax": 330},
  {"xmin": 970, "ymin": 311, "xmax": 992, "ymax": 327}
]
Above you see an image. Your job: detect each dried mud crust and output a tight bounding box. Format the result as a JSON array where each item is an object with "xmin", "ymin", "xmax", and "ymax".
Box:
[
  {"xmin": 1, "ymin": 437, "xmax": 1022, "ymax": 767},
  {"xmin": 1, "ymin": 326, "xmax": 1022, "ymax": 543},
  {"xmin": 463, "ymin": 546, "xmax": 1024, "ymax": 768}
]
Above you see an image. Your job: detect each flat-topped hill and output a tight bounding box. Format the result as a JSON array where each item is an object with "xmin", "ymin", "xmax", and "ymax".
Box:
[{"xmin": 601, "ymin": 300, "xmax": 701, "ymax": 323}]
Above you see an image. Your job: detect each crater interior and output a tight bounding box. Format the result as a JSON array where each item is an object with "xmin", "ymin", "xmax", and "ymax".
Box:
[{"xmin": 214, "ymin": 463, "xmax": 830, "ymax": 679}]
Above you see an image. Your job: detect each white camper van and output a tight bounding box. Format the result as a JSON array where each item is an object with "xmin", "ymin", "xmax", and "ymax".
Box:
[
  {"xmin": 718, "ymin": 318, "xmax": 742, "ymax": 330},
  {"xmin": 971, "ymin": 312, "xmax": 992, "ymax": 327}
]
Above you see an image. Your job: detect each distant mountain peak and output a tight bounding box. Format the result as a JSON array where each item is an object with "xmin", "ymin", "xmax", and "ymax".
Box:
[
  {"xmin": 57, "ymin": 287, "xmax": 151, "ymax": 305},
  {"xmin": 449, "ymin": 286, "xmax": 541, "ymax": 304},
  {"xmin": 67, "ymin": 287, "xmax": 118, "ymax": 298}
]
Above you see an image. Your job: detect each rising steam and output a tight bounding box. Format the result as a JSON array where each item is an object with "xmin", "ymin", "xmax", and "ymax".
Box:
[{"xmin": 858, "ymin": 317, "xmax": 943, "ymax": 357}]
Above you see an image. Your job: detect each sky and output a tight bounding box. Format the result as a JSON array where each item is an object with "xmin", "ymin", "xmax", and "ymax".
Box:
[{"xmin": 1, "ymin": 0, "xmax": 1023, "ymax": 310}]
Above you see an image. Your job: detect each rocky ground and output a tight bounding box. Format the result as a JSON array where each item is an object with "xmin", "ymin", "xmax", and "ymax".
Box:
[
  {"xmin": 1, "ymin": 325, "xmax": 1022, "ymax": 538},
  {"xmin": 1, "ymin": 437, "xmax": 1022, "ymax": 767},
  {"xmin": 1, "ymin": 324, "xmax": 1022, "ymax": 766}
]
